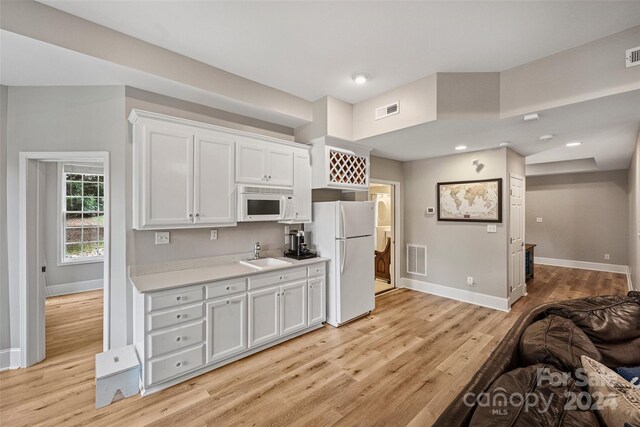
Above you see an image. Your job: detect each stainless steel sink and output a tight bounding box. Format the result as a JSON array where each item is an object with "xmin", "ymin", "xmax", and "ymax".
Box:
[{"xmin": 239, "ymin": 257, "xmax": 292, "ymax": 270}]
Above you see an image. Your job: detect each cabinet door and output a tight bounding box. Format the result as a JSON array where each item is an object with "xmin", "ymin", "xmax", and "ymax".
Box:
[
  {"xmin": 205, "ymin": 295, "xmax": 246, "ymax": 364},
  {"xmin": 194, "ymin": 132, "xmax": 236, "ymax": 226},
  {"xmin": 141, "ymin": 122, "xmax": 194, "ymax": 227},
  {"xmin": 293, "ymin": 151, "xmax": 311, "ymax": 222},
  {"xmin": 247, "ymin": 286, "xmax": 280, "ymax": 348},
  {"xmin": 236, "ymin": 140, "xmax": 267, "ymax": 184},
  {"xmin": 279, "ymin": 280, "xmax": 307, "ymax": 336},
  {"xmin": 266, "ymin": 147, "xmax": 294, "ymax": 187},
  {"xmin": 307, "ymin": 277, "xmax": 325, "ymax": 325}
]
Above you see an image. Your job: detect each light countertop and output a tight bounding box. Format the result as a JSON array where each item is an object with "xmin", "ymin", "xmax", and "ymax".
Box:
[{"xmin": 129, "ymin": 255, "xmax": 328, "ymax": 293}]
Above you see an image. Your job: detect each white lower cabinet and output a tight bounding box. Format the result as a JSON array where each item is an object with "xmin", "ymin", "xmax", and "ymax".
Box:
[
  {"xmin": 133, "ymin": 261, "xmax": 327, "ymax": 395},
  {"xmin": 206, "ymin": 295, "xmax": 246, "ymax": 363}
]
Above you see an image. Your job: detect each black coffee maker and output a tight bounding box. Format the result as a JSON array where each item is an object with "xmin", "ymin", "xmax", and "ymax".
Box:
[{"xmin": 285, "ymin": 230, "xmax": 317, "ymax": 260}]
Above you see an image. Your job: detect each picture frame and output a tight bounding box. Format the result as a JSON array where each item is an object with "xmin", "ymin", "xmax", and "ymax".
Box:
[{"xmin": 437, "ymin": 178, "xmax": 502, "ymax": 223}]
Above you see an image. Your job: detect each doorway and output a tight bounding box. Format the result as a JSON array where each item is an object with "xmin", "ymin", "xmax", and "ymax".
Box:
[
  {"xmin": 19, "ymin": 152, "xmax": 110, "ymax": 368},
  {"xmin": 370, "ymin": 181, "xmax": 399, "ymax": 295},
  {"xmin": 509, "ymin": 174, "xmax": 526, "ymax": 306}
]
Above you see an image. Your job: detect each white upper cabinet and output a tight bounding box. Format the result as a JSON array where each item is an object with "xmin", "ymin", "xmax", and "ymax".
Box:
[
  {"xmin": 280, "ymin": 149, "xmax": 311, "ymax": 224},
  {"xmin": 236, "ymin": 139, "xmax": 294, "ymax": 187},
  {"xmin": 131, "ymin": 111, "xmax": 237, "ymax": 230},
  {"xmin": 310, "ymin": 136, "xmax": 372, "ymax": 191},
  {"xmin": 194, "ymin": 131, "xmax": 236, "ymax": 226}
]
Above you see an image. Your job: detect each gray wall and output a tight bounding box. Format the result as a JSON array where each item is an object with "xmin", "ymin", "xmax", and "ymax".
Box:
[
  {"xmin": 402, "ymin": 148, "xmax": 510, "ymax": 299},
  {"xmin": 629, "ymin": 131, "xmax": 640, "ymax": 290},
  {"xmin": 526, "ymin": 171, "xmax": 629, "ymax": 265},
  {"xmin": 1, "ymin": 85, "xmax": 10, "ymax": 351},
  {"xmin": 43, "ymin": 162, "xmax": 103, "ymax": 287}
]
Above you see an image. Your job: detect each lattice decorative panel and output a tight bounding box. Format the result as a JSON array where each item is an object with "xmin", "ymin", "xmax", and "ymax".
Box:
[{"xmin": 328, "ymin": 149, "xmax": 368, "ymax": 186}]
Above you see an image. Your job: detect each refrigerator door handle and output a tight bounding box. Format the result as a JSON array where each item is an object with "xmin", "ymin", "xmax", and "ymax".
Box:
[
  {"xmin": 339, "ymin": 204, "xmax": 346, "ymax": 239},
  {"xmin": 340, "ymin": 240, "xmax": 346, "ymax": 274}
]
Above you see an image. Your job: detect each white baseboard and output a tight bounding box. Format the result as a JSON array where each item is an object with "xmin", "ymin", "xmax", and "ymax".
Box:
[
  {"xmin": 46, "ymin": 279, "xmax": 103, "ymax": 296},
  {"xmin": 535, "ymin": 257, "xmax": 630, "ymax": 275},
  {"xmin": 399, "ymin": 278, "xmax": 510, "ymax": 312},
  {"xmin": 0, "ymin": 348, "xmax": 21, "ymax": 371}
]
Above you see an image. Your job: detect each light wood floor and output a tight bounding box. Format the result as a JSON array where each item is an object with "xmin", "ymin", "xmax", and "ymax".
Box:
[{"xmin": 0, "ymin": 265, "xmax": 628, "ymax": 426}]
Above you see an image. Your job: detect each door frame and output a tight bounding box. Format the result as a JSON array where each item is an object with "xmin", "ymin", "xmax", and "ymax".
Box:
[
  {"xmin": 18, "ymin": 151, "xmax": 111, "ymax": 368},
  {"xmin": 508, "ymin": 173, "xmax": 526, "ymax": 306},
  {"xmin": 369, "ymin": 179, "xmax": 402, "ymax": 288}
]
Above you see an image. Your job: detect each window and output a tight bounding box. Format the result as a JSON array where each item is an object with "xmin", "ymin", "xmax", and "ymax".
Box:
[{"xmin": 61, "ymin": 163, "xmax": 104, "ymax": 263}]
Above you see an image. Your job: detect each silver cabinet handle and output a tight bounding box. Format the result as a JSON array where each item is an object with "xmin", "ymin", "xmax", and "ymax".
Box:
[
  {"xmin": 176, "ymin": 337, "xmax": 182, "ymax": 342},
  {"xmin": 195, "ymin": 213, "xmax": 200, "ymax": 218},
  {"xmin": 226, "ymin": 286, "xmax": 230, "ymax": 290},
  {"xmin": 189, "ymin": 213, "xmax": 193, "ymax": 218},
  {"xmin": 176, "ymin": 314, "xmax": 182, "ymax": 319},
  {"xmin": 176, "ymin": 362, "xmax": 182, "ymax": 368},
  {"xmin": 176, "ymin": 296, "xmax": 182, "ymax": 301},
  {"xmin": 226, "ymin": 300, "xmax": 230, "ymax": 305}
]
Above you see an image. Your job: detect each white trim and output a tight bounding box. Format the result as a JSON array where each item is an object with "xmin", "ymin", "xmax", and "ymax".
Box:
[
  {"xmin": 399, "ymin": 277, "xmax": 510, "ymax": 312},
  {"xmin": 0, "ymin": 348, "xmax": 22, "ymax": 371},
  {"xmin": 46, "ymin": 279, "xmax": 103, "ymax": 297},
  {"xmin": 508, "ymin": 173, "xmax": 526, "ymax": 306},
  {"xmin": 19, "ymin": 151, "xmax": 111, "ymax": 369},
  {"xmin": 627, "ymin": 270, "xmax": 634, "ymax": 292},
  {"xmin": 369, "ymin": 178, "xmax": 402, "ymax": 288},
  {"xmin": 535, "ymin": 257, "xmax": 630, "ymax": 274}
]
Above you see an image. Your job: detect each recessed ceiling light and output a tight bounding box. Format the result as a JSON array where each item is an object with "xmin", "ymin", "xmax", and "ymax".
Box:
[
  {"xmin": 455, "ymin": 145, "xmax": 468, "ymax": 150},
  {"xmin": 539, "ymin": 134, "xmax": 554, "ymax": 142},
  {"xmin": 352, "ymin": 73, "xmax": 370, "ymax": 85},
  {"xmin": 499, "ymin": 142, "xmax": 510, "ymax": 147},
  {"xmin": 524, "ymin": 113, "xmax": 539, "ymax": 121},
  {"xmin": 566, "ymin": 141, "xmax": 582, "ymax": 147}
]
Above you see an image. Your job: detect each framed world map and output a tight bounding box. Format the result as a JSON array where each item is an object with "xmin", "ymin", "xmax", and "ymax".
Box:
[{"xmin": 437, "ymin": 178, "xmax": 502, "ymax": 223}]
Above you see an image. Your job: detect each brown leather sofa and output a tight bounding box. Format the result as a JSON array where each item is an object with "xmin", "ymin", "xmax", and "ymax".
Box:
[{"xmin": 433, "ymin": 291, "xmax": 640, "ymax": 426}]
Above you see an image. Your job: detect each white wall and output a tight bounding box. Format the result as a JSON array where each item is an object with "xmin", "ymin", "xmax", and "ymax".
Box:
[
  {"xmin": 43, "ymin": 163, "xmax": 103, "ymax": 291},
  {"xmin": 630, "ymin": 131, "xmax": 640, "ymax": 290},
  {"xmin": 402, "ymin": 148, "xmax": 511, "ymax": 299}
]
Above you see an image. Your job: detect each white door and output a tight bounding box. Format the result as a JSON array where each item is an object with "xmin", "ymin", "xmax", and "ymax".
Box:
[
  {"xmin": 266, "ymin": 147, "xmax": 294, "ymax": 187},
  {"xmin": 336, "ymin": 201, "xmax": 375, "ymax": 238},
  {"xmin": 279, "ymin": 280, "xmax": 307, "ymax": 336},
  {"xmin": 143, "ymin": 123, "xmax": 194, "ymax": 226},
  {"xmin": 206, "ymin": 295, "xmax": 246, "ymax": 363},
  {"xmin": 236, "ymin": 140, "xmax": 267, "ymax": 184},
  {"xmin": 247, "ymin": 286, "xmax": 280, "ymax": 348},
  {"xmin": 194, "ymin": 132, "xmax": 236, "ymax": 226},
  {"xmin": 509, "ymin": 175, "xmax": 525, "ymax": 304},
  {"xmin": 336, "ymin": 235, "xmax": 375, "ymax": 325},
  {"xmin": 307, "ymin": 277, "xmax": 325, "ymax": 325},
  {"xmin": 292, "ymin": 151, "xmax": 311, "ymax": 222}
]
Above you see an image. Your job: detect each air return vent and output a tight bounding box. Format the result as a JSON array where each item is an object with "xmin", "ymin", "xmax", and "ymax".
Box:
[
  {"xmin": 375, "ymin": 101, "xmax": 399, "ymax": 120},
  {"xmin": 627, "ymin": 46, "xmax": 640, "ymax": 68},
  {"xmin": 407, "ymin": 244, "xmax": 427, "ymax": 276}
]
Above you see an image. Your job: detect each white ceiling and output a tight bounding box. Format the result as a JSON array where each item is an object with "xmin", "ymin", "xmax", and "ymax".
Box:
[
  {"xmin": 358, "ymin": 89, "xmax": 640, "ymax": 171},
  {"xmin": 39, "ymin": 1, "xmax": 640, "ymax": 104}
]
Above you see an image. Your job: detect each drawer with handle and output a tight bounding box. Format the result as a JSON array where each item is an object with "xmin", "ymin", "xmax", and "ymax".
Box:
[
  {"xmin": 307, "ymin": 264, "xmax": 326, "ymax": 278},
  {"xmin": 146, "ymin": 344, "xmax": 204, "ymax": 386},
  {"xmin": 248, "ymin": 267, "xmax": 306, "ymax": 290},
  {"xmin": 148, "ymin": 320, "xmax": 204, "ymax": 359},
  {"xmin": 147, "ymin": 286, "xmax": 203, "ymax": 312},
  {"xmin": 206, "ymin": 278, "xmax": 247, "ymax": 300},
  {"xmin": 148, "ymin": 303, "xmax": 203, "ymax": 331}
]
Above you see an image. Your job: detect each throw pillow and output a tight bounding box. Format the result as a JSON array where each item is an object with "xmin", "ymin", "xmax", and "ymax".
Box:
[
  {"xmin": 581, "ymin": 355, "xmax": 640, "ymax": 427},
  {"xmin": 616, "ymin": 367, "xmax": 640, "ymax": 386}
]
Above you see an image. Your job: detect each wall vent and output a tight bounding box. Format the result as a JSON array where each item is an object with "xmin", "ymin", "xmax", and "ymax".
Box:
[
  {"xmin": 626, "ymin": 46, "xmax": 640, "ymax": 68},
  {"xmin": 407, "ymin": 244, "xmax": 427, "ymax": 276},
  {"xmin": 375, "ymin": 101, "xmax": 400, "ymax": 120}
]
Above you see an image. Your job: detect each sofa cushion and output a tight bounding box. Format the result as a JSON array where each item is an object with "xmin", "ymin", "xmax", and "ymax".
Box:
[
  {"xmin": 520, "ymin": 315, "xmax": 601, "ymax": 372},
  {"xmin": 545, "ymin": 295, "xmax": 640, "ymax": 367},
  {"xmin": 469, "ymin": 364, "xmax": 599, "ymax": 426},
  {"xmin": 581, "ymin": 355, "xmax": 640, "ymax": 427}
]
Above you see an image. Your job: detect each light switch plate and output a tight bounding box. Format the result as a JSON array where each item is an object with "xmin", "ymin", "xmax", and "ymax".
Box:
[
  {"xmin": 155, "ymin": 232, "xmax": 170, "ymax": 245},
  {"xmin": 487, "ymin": 224, "xmax": 497, "ymax": 233},
  {"xmin": 536, "ymin": 217, "xmax": 543, "ymax": 223},
  {"xmin": 210, "ymin": 229, "xmax": 218, "ymax": 240}
]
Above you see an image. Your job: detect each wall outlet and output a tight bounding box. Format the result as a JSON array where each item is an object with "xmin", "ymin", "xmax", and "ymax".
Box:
[
  {"xmin": 604, "ymin": 253, "xmax": 610, "ymax": 260},
  {"xmin": 536, "ymin": 217, "xmax": 543, "ymax": 223},
  {"xmin": 155, "ymin": 232, "xmax": 170, "ymax": 245},
  {"xmin": 210, "ymin": 229, "xmax": 218, "ymax": 240},
  {"xmin": 467, "ymin": 276, "xmax": 475, "ymax": 286},
  {"xmin": 487, "ymin": 224, "xmax": 497, "ymax": 233}
]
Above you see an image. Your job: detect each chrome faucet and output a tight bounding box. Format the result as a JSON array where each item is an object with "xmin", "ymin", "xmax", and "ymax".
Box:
[{"xmin": 254, "ymin": 242, "xmax": 261, "ymax": 259}]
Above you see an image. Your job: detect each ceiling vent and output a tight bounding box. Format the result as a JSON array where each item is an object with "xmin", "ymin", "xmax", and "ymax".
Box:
[
  {"xmin": 407, "ymin": 244, "xmax": 427, "ymax": 276},
  {"xmin": 375, "ymin": 101, "xmax": 399, "ymax": 120},
  {"xmin": 626, "ymin": 46, "xmax": 640, "ymax": 68}
]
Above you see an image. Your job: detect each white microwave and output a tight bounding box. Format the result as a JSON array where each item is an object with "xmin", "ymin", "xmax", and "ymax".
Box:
[{"xmin": 237, "ymin": 185, "xmax": 295, "ymax": 222}]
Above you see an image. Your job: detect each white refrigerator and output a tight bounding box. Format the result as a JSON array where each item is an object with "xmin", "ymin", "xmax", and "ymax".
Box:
[{"xmin": 307, "ymin": 201, "xmax": 375, "ymax": 327}]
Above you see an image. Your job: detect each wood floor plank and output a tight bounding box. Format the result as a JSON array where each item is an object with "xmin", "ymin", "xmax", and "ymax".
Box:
[{"xmin": 0, "ymin": 265, "xmax": 629, "ymax": 426}]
